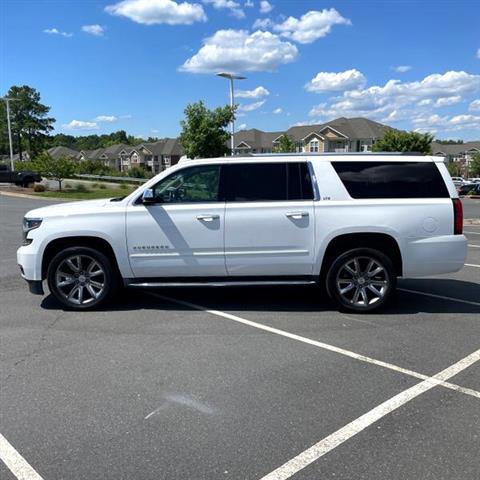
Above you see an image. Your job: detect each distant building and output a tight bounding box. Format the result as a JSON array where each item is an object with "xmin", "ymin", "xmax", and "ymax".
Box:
[
  {"xmin": 432, "ymin": 141, "xmax": 480, "ymax": 177},
  {"xmin": 233, "ymin": 117, "xmax": 392, "ymax": 155}
]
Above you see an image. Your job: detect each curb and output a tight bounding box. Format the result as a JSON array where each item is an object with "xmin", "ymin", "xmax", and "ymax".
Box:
[{"xmin": 0, "ymin": 191, "xmax": 71, "ymax": 201}]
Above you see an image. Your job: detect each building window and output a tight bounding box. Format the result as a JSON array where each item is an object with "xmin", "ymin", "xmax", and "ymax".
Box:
[{"xmin": 309, "ymin": 139, "xmax": 319, "ymax": 152}]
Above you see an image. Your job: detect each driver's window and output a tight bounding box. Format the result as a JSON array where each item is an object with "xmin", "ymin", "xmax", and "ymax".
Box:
[{"xmin": 152, "ymin": 165, "xmax": 221, "ymax": 203}]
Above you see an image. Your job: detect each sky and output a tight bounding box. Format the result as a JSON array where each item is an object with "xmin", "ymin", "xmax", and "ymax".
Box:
[{"xmin": 2, "ymin": 0, "xmax": 480, "ymax": 140}]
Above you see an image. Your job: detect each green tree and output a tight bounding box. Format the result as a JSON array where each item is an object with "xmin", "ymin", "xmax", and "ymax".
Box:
[
  {"xmin": 470, "ymin": 152, "xmax": 480, "ymax": 177},
  {"xmin": 1, "ymin": 85, "xmax": 55, "ymax": 159},
  {"xmin": 372, "ymin": 130, "xmax": 434, "ymax": 154},
  {"xmin": 273, "ymin": 134, "xmax": 296, "ymax": 153},
  {"xmin": 32, "ymin": 153, "xmax": 76, "ymax": 191},
  {"xmin": 179, "ymin": 101, "xmax": 235, "ymax": 158},
  {"xmin": 447, "ymin": 161, "xmax": 461, "ymax": 177}
]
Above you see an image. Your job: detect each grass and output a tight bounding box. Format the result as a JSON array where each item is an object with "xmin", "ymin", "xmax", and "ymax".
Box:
[{"xmin": 35, "ymin": 186, "xmax": 137, "ymax": 200}]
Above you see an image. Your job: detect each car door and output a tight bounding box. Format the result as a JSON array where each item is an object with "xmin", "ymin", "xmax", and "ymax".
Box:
[
  {"xmin": 224, "ymin": 161, "xmax": 315, "ymax": 276},
  {"xmin": 126, "ymin": 164, "xmax": 226, "ymax": 278}
]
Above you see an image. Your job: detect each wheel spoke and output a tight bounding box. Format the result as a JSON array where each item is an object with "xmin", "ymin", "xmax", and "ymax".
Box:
[
  {"xmin": 370, "ymin": 280, "xmax": 387, "ymax": 286},
  {"xmin": 57, "ymin": 277, "xmax": 75, "ymax": 287},
  {"xmin": 344, "ymin": 264, "xmax": 356, "ymax": 276},
  {"xmin": 368, "ymin": 266, "xmax": 384, "ymax": 278},
  {"xmin": 66, "ymin": 258, "xmax": 80, "ymax": 272},
  {"xmin": 353, "ymin": 258, "xmax": 361, "ymax": 275},
  {"xmin": 360, "ymin": 287, "xmax": 369, "ymax": 305},
  {"xmin": 367, "ymin": 284, "xmax": 383, "ymax": 297},
  {"xmin": 89, "ymin": 280, "xmax": 104, "ymax": 290},
  {"xmin": 365, "ymin": 259, "xmax": 375, "ymax": 276},
  {"xmin": 67, "ymin": 285, "xmax": 80, "ymax": 302},
  {"xmin": 86, "ymin": 284, "xmax": 99, "ymax": 299},
  {"xmin": 339, "ymin": 282, "xmax": 355, "ymax": 295},
  {"xmin": 351, "ymin": 287, "xmax": 361, "ymax": 304}
]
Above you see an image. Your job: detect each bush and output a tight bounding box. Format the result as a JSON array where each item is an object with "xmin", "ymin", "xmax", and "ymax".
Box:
[
  {"xmin": 74, "ymin": 183, "xmax": 89, "ymax": 193},
  {"xmin": 128, "ymin": 166, "xmax": 153, "ymax": 179},
  {"xmin": 98, "ymin": 183, "xmax": 107, "ymax": 189},
  {"xmin": 33, "ymin": 184, "xmax": 46, "ymax": 192},
  {"xmin": 119, "ymin": 183, "xmax": 129, "ymax": 190},
  {"xmin": 64, "ymin": 182, "xmax": 73, "ymax": 189}
]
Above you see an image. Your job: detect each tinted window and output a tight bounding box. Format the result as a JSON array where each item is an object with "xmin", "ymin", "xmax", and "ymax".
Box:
[
  {"xmin": 225, "ymin": 163, "xmax": 314, "ymax": 202},
  {"xmin": 152, "ymin": 165, "xmax": 221, "ymax": 203},
  {"xmin": 332, "ymin": 161, "xmax": 449, "ymax": 199}
]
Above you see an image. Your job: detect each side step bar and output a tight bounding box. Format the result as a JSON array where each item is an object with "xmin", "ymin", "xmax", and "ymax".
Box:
[{"xmin": 127, "ymin": 280, "xmax": 317, "ymax": 288}]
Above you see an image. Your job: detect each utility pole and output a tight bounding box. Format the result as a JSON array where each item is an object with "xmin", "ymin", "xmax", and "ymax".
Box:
[
  {"xmin": 1, "ymin": 97, "xmax": 18, "ymax": 171},
  {"xmin": 216, "ymin": 72, "xmax": 246, "ymax": 156}
]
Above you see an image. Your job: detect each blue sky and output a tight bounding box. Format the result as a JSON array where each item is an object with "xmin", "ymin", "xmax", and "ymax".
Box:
[{"xmin": 2, "ymin": 0, "xmax": 480, "ymax": 139}]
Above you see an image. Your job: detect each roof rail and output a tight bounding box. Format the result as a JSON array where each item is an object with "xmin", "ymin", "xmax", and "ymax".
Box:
[{"xmin": 246, "ymin": 152, "xmax": 426, "ymax": 157}]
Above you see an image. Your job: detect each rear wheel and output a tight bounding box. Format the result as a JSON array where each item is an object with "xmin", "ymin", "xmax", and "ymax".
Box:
[
  {"xmin": 47, "ymin": 247, "xmax": 118, "ymax": 310},
  {"xmin": 326, "ymin": 248, "xmax": 396, "ymax": 313},
  {"xmin": 22, "ymin": 177, "xmax": 34, "ymax": 188}
]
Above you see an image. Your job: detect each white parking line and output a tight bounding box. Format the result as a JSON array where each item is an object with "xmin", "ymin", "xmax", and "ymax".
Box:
[
  {"xmin": 0, "ymin": 433, "xmax": 44, "ymax": 480},
  {"xmin": 466, "ymin": 263, "xmax": 480, "ymax": 268},
  {"xmin": 468, "ymin": 244, "xmax": 480, "ymax": 248},
  {"xmin": 149, "ymin": 293, "xmax": 480, "ymax": 400},
  {"xmin": 465, "ymin": 231, "xmax": 480, "ymax": 235},
  {"xmin": 398, "ymin": 288, "xmax": 480, "ymax": 307},
  {"xmin": 260, "ymin": 348, "xmax": 480, "ymax": 480}
]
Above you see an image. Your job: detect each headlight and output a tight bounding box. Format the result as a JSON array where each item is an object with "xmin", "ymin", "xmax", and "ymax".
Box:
[{"xmin": 22, "ymin": 218, "xmax": 42, "ymax": 245}]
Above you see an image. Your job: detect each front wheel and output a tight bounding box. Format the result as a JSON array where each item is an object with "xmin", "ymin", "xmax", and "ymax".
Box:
[
  {"xmin": 47, "ymin": 247, "xmax": 118, "ymax": 310},
  {"xmin": 326, "ymin": 248, "xmax": 396, "ymax": 313}
]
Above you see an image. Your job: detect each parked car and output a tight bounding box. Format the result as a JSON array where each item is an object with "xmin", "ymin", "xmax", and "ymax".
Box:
[
  {"xmin": 451, "ymin": 176, "xmax": 465, "ymax": 188},
  {"xmin": 0, "ymin": 164, "xmax": 41, "ymax": 187},
  {"xmin": 18, "ymin": 154, "xmax": 467, "ymax": 313},
  {"xmin": 458, "ymin": 183, "xmax": 480, "ymax": 196}
]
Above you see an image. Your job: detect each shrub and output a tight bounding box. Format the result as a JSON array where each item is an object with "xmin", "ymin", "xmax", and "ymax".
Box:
[
  {"xmin": 33, "ymin": 184, "xmax": 46, "ymax": 192},
  {"xmin": 98, "ymin": 183, "xmax": 107, "ymax": 189},
  {"xmin": 119, "ymin": 183, "xmax": 129, "ymax": 190},
  {"xmin": 74, "ymin": 183, "xmax": 89, "ymax": 193},
  {"xmin": 64, "ymin": 182, "xmax": 72, "ymax": 189}
]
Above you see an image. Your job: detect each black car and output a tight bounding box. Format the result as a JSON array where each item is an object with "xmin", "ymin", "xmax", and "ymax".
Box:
[
  {"xmin": 0, "ymin": 164, "xmax": 41, "ymax": 187},
  {"xmin": 458, "ymin": 183, "xmax": 480, "ymax": 196}
]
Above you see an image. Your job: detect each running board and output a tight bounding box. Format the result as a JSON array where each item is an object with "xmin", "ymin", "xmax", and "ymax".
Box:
[{"xmin": 127, "ymin": 280, "xmax": 317, "ymax": 288}]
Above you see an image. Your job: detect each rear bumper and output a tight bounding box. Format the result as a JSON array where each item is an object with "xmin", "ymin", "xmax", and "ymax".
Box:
[
  {"xmin": 27, "ymin": 280, "xmax": 44, "ymax": 295},
  {"xmin": 403, "ymin": 235, "xmax": 468, "ymax": 276}
]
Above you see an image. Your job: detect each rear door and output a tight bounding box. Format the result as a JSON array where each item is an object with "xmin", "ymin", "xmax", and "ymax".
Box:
[{"xmin": 224, "ymin": 161, "xmax": 315, "ymax": 276}]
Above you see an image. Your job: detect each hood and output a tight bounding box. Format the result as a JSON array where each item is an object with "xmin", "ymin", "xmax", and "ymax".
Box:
[{"xmin": 25, "ymin": 198, "xmax": 114, "ymax": 219}]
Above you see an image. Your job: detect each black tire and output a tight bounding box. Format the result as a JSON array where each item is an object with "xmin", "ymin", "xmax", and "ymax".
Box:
[
  {"xmin": 22, "ymin": 177, "xmax": 34, "ymax": 188},
  {"xmin": 47, "ymin": 246, "xmax": 118, "ymax": 310},
  {"xmin": 326, "ymin": 248, "xmax": 396, "ymax": 313}
]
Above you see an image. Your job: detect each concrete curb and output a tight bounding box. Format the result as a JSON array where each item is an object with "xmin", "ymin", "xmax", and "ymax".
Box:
[{"xmin": 0, "ymin": 191, "xmax": 71, "ymax": 201}]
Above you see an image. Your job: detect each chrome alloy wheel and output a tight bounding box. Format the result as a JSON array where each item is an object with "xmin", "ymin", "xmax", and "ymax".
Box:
[
  {"xmin": 55, "ymin": 255, "xmax": 106, "ymax": 305},
  {"xmin": 335, "ymin": 256, "xmax": 389, "ymax": 308}
]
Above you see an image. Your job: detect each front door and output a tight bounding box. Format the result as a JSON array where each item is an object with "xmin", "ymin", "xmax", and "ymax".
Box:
[
  {"xmin": 224, "ymin": 162, "xmax": 315, "ymax": 276},
  {"xmin": 126, "ymin": 164, "xmax": 226, "ymax": 278}
]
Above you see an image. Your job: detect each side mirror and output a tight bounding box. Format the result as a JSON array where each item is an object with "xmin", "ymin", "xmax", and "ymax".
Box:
[{"xmin": 142, "ymin": 188, "xmax": 156, "ymax": 204}]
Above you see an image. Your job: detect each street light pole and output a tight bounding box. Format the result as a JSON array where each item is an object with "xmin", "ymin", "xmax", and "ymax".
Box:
[
  {"xmin": 216, "ymin": 72, "xmax": 246, "ymax": 156},
  {"xmin": 1, "ymin": 97, "xmax": 17, "ymax": 171}
]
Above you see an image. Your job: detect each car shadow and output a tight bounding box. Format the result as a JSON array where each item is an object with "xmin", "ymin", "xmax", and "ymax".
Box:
[{"xmin": 40, "ymin": 278, "xmax": 480, "ymax": 315}]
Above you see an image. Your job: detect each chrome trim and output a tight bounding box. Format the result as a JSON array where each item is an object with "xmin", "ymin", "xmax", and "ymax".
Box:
[{"xmin": 128, "ymin": 280, "xmax": 317, "ymax": 288}]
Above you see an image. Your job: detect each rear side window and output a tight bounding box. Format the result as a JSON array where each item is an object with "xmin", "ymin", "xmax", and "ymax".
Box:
[
  {"xmin": 225, "ymin": 162, "xmax": 314, "ymax": 202},
  {"xmin": 332, "ymin": 161, "xmax": 449, "ymax": 199}
]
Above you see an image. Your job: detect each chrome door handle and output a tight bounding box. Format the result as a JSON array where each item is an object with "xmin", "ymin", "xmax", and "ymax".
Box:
[
  {"xmin": 286, "ymin": 211, "xmax": 309, "ymax": 219},
  {"xmin": 196, "ymin": 214, "xmax": 219, "ymax": 222}
]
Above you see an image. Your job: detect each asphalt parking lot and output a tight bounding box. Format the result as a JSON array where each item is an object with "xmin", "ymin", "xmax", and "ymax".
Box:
[{"xmin": 0, "ymin": 194, "xmax": 479, "ymax": 480}]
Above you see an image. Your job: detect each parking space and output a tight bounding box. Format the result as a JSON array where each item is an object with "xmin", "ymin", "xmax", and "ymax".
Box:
[{"xmin": 0, "ymin": 195, "xmax": 479, "ymax": 480}]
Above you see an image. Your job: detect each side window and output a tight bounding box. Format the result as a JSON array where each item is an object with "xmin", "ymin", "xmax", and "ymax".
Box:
[
  {"xmin": 332, "ymin": 161, "xmax": 449, "ymax": 199},
  {"xmin": 225, "ymin": 163, "xmax": 314, "ymax": 202},
  {"xmin": 152, "ymin": 165, "xmax": 221, "ymax": 203}
]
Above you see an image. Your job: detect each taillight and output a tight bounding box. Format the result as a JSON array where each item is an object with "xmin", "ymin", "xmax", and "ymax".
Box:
[{"xmin": 452, "ymin": 198, "xmax": 463, "ymax": 235}]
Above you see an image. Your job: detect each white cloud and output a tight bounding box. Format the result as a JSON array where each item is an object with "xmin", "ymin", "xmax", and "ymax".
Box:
[
  {"xmin": 43, "ymin": 28, "xmax": 73, "ymax": 37},
  {"xmin": 238, "ymin": 123, "xmax": 248, "ymax": 130},
  {"xmin": 272, "ymin": 107, "xmax": 282, "ymax": 114},
  {"xmin": 63, "ymin": 120, "xmax": 99, "ymax": 130},
  {"xmin": 244, "ymin": 0, "xmax": 254, "ymax": 7},
  {"xmin": 203, "ymin": 0, "xmax": 244, "ymax": 19},
  {"xmin": 236, "ymin": 86, "xmax": 270, "ymax": 98},
  {"xmin": 393, "ymin": 65, "xmax": 412, "ymax": 73},
  {"xmin": 95, "ymin": 115, "xmax": 118, "ymax": 122},
  {"xmin": 412, "ymin": 113, "xmax": 480, "ymax": 133},
  {"xmin": 434, "ymin": 95, "xmax": 461, "ymax": 107},
  {"xmin": 305, "ymin": 69, "xmax": 366, "ymax": 93},
  {"xmin": 105, "ymin": 0, "xmax": 207, "ymax": 25},
  {"xmin": 259, "ymin": 1, "xmax": 272, "ymax": 14},
  {"xmin": 469, "ymin": 99, "xmax": 480, "ymax": 111},
  {"xmin": 238, "ymin": 100, "xmax": 265, "ymax": 112},
  {"xmin": 309, "ymin": 71, "xmax": 480, "ymax": 122},
  {"xmin": 273, "ymin": 8, "xmax": 351, "ymax": 44},
  {"xmin": 477, "ymin": 48, "xmax": 480, "ymax": 59},
  {"xmin": 252, "ymin": 17, "xmax": 273, "ymax": 29},
  {"xmin": 180, "ymin": 29, "xmax": 298, "ymax": 73},
  {"xmin": 82, "ymin": 24, "xmax": 106, "ymax": 36}
]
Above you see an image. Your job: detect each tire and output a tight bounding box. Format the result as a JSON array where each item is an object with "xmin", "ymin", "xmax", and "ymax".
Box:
[
  {"xmin": 47, "ymin": 246, "xmax": 118, "ymax": 310},
  {"xmin": 326, "ymin": 248, "xmax": 396, "ymax": 313},
  {"xmin": 22, "ymin": 177, "xmax": 34, "ymax": 188}
]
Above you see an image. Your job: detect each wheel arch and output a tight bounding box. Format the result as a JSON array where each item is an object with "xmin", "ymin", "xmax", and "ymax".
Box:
[
  {"xmin": 319, "ymin": 232, "xmax": 403, "ymax": 281},
  {"xmin": 42, "ymin": 236, "xmax": 121, "ymax": 280}
]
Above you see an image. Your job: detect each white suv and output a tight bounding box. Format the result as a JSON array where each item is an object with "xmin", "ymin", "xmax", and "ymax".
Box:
[{"xmin": 17, "ymin": 154, "xmax": 467, "ymax": 313}]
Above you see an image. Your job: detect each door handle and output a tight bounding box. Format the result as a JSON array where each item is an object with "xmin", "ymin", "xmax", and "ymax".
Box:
[
  {"xmin": 196, "ymin": 214, "xmax": 220, "ymax": 222},
  {"xmin": 286, "ymin": 211, "xmax": 309, "ymax": 219}
]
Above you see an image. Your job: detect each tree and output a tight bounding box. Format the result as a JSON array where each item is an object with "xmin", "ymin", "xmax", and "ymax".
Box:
[
  {"xmin": 372, "ymin": 130, "xmax": 434, "ymax": 154},
  {"xmin": 274, "ymin": 134, "xmax": 296, "ymax": 153},
  {"xmin": 179, "ymin": 101, "xmax": 235, "ymax": 158},
  {"xmin": 470, "ymin": 152, "xmax": 480, "ymax": 177},
  {"xmin": 31, "ymin": 153, "xmax": 76, "ymax": 191},
  {"xmin": 447, "ymin": 161, "xmax": 461, "ymax": 177},
  {"xmin": 1, "ymin": 85, "xmax": 55, "ymax": 159}
]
